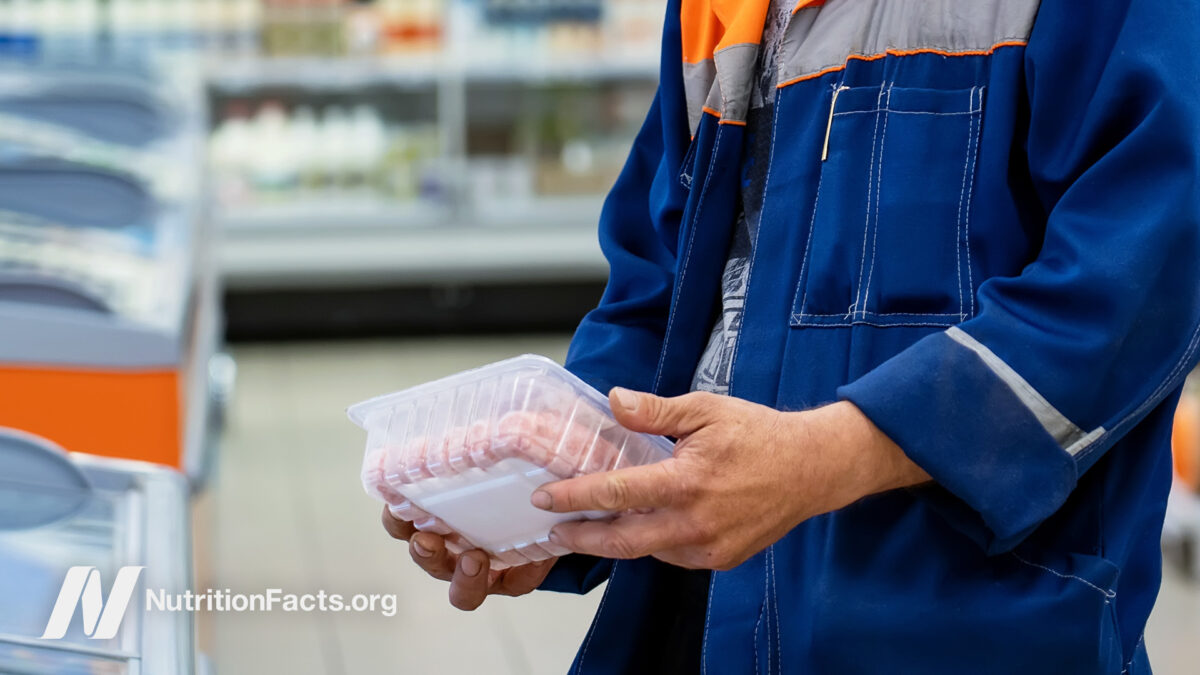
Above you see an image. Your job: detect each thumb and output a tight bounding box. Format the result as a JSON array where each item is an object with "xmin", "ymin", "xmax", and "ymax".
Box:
[{"xmin": 608, "ymin": 388, "xmax": 719, "ymax": 438}]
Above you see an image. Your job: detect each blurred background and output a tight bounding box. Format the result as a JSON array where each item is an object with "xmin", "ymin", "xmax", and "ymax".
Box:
[{"xmin": 0, "ymin": 2, "xmax": 1195, "ymax": 673}]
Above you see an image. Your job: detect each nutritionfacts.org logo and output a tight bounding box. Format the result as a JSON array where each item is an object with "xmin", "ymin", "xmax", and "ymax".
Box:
[
  {"xmin": 40, "ymin": 566, "xmax": 144, "ymax": 640},
  {"xmin": 39, "ymin": 565, "xmax": 400, "ymax": 640}
]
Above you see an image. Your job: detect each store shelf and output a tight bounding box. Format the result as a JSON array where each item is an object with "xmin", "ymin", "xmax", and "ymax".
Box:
[
  {"xmin": 218, "ymin": 199, "xmax": 452, "ymax": 231},
  {"xmin": 206, "ymin": 56, "xmax": 443, "ymax": 92},
  {"xmin": 472, "ymin": 194, "xmax": 605, "ymax": 228},
  {"xmin": 458, "ymin": 53, "xmax": 659, "ymax": 83},
  {"xmin": 206, "ymin": 54, "xmax": 657, "ymax": 92},
  {"xmin": 220, "ymin": 220, "xmax": 607, "ymax": 289}
]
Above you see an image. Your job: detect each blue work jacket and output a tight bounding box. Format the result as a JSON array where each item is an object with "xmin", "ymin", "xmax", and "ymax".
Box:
[{"xmin": 543, "ymin": 0, "xmax": 1200, "ymax": 672}]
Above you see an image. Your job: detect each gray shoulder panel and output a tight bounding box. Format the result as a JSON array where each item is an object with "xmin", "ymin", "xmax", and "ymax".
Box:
[{"xmin": 777, "ymin": 0, "xmax": 1041, "ymax": 86}]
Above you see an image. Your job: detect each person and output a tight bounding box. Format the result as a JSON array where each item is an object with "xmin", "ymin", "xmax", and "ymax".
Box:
[{"xmin": 381, "ymin": 0, "xmax": 1200, "ymax": 671}]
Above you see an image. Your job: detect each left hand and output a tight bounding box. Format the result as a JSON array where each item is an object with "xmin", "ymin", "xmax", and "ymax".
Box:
[
  {"xmin": 531, "ymin": 388, "xmax": 930, "ymax": 570},
  {"xmin": 380, "ymin": 508, "xmax": 556, "ymax": 611}
]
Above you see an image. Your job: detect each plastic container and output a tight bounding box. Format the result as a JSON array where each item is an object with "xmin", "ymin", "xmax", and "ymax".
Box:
[{"xmin": 349, "ymin": 354, "xmax": 674, "ymax": 569}]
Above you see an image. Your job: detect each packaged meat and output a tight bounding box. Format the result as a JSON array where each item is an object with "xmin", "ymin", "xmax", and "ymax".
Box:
[{"xmin": 349, "ymin": 354, "xmax": 675, "ymax": 569}]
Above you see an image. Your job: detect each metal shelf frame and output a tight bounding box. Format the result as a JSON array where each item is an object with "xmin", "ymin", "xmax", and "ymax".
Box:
[{"xmin": 220, "ymin": 220, "xmax": 609, "ymax": 289}]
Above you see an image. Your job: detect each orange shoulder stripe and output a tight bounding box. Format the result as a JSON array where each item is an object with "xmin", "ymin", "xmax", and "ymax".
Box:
[
  {"xmin": 776, "ymin": 40, "xmax": 1028, "ymax": 89},
  {"xmin": 682, "ymin": 0, "xmax": 773, "ymax": 63}
]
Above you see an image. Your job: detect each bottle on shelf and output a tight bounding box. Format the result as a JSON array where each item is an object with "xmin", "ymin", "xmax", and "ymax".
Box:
[{"xmin": 210, "ymin": 99, "xmax": 444, "ymax": 210}]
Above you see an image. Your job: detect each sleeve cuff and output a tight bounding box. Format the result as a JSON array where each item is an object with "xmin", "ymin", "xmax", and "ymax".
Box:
[
  {"xmin": 538, "ymin": 554, "xmax": 613, "ymax": 594},
  {"xmin": 837, "ymin": 328, "xmax": 1082, "ymax": 553}
]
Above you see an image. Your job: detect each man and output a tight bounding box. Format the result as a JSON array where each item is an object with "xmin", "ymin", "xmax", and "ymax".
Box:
[{"xmin": 383, "ymin": 0, "xmax": 1200, "ymax": 672}]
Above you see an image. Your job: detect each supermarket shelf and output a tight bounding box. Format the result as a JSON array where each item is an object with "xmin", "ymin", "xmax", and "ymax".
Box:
[
  {"xmin": 205, "ymin": 55, "xmax": 657, "ymax": 91},
  {"xmin": 457, "ymin": 54, "xmax": 659, "ymax": 83},
  {"xmin": 472, "ymin": 194, "xmax": 605, "ymax": 228},
  {"xmin": 218, "ymin": 199, "xmax": 452, "ymax": 231},
  {"xmin": 206, "ymin": 56, "xmax": 443, "ymax": 91},
  {"xmin": 220, "ymin": 221, "xmax": 608, "ymax": 289}
]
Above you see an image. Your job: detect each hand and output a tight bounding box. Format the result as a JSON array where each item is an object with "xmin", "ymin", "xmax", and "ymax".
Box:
[
  {"xmin": 380, "ymin": 508, "xmax": 556, "ymax": 610},
  {"xmin": 532, "ymin": 389, "xmax": 930, "ymax": 571}
]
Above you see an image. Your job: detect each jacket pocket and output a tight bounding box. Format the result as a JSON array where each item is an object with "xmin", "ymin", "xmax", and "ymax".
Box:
[{"xmin": 791, "ymin": 84, "xmax": 985, "ymax": 328}]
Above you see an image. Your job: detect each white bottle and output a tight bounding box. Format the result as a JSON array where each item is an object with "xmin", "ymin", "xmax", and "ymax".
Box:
[
  {"xmin": 210, "ymin": 112, "xmax": 254, "ymax": 205},
  {"xmin": 348, "ymin": 104, "xmax": 388, "ymax": 191},
  {"xmin": 249, "ymin": 103, "xmax": 299, "ymax": 193},
  {"xmin": 289, "ymin": 105, "xmax": 322, "ymax": 189},
  {"xmin": 318, "ymin": 105, "xmax": 352, "ymax": 189}
]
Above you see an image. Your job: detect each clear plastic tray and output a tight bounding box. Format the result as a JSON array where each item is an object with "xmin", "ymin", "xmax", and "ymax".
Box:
[{"xmin": 349, "ymin": 354, "xmax": 674, "ymax": 569}]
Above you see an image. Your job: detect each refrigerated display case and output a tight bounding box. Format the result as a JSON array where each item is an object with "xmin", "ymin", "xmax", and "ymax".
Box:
[
  {"xmin": 0, "ymin": 428, "xmax": 195, "ymax": 674},
  {"xmin": 0, "ymin": 62, "xmax": 224, "ymax": 482},
  {"xmin": 1, "ymin": 1, "xmax": 663, "ymax": 290}
]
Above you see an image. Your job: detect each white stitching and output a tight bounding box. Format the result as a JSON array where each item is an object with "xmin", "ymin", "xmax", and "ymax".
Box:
[
  {"xmin": 1079, "ymin": 315, "xmax": 1200, "ymax": 463},
  {"xmin": 679, "ymin": 134, "xmax": 700, "ymax": 189},
  {"xmin": 833, "ymin": 109, "xmax": 975, "ymax": 117},
  {"xmin": 963, "ymin": 87, "xmax": 983, "ymax": 317},
  {"xmin": 790, "ymin": 315, "xmax": 963, "ymax": 328},
  {"xmin": 795, "ymin": 84, "xmax": 983, "ymax": 329},
  {"xmin": 859, "ymin": 83, "xmax": 891, "ymax": 316},
  {"xmin": 1010, "ymin": 552, "xmax": 1116, "ymax": 600},
  {"xmin": 794, "ymin": 82, "xmax": 832, "ymax": 318},
  {"xmin": 653, "ymin": 127, "xmax": 724, "ymax": 393},
  {"xmin": 1121, "ymin": 633, "xmax": 1145, "ymax": 674},
  {"xmin": 701, "ymin": 570, "xmax": 717, "ymax": 675},
  {"xmin": 849, "ymin": 83, "xmax": 886, "ymax": 319},
  {"xmin": 769, "ymin": 546, "xmax": 781, "ymax": 675},
  {"xmin": 798, "ymin": 312, "xmax": 963, "ymax": 318},
  {"xmin": 792, "ymin": 81, "xmax": 830, "ymax": 317},
  {"xmin": 1081, "ymin": 309, "xmax": 1200, "ymax": 462},
  {"xmin": 953, "ymin": 87, "xmax": 972, "ymax": 323},
  {"xmin": 752, "ymin": 593, "xmax": 763, "ymax": 675},
  {"xmin": 576, "ymin": 561, "xmax": 618, "ymax": 674},
  {"xmin": 1144, "ymin": 320, "xmax": 1200, "ymax": 413}
]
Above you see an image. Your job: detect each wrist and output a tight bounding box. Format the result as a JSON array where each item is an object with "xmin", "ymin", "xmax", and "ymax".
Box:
[{"xmin": 803, "ymin": 401, "xmax": 931, "ymax": 510}]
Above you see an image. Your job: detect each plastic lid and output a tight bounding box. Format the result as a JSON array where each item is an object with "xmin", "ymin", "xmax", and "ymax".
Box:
[{"xmin": 0, "ymin": 428, "xmax": 92, "ymax": 531}]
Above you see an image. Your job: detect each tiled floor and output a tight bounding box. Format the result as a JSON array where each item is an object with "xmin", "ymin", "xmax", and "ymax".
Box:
[
  {"xmin": 195, "ymin": 336, "xmax": 1200, "ymax": 674},
  {"xmin": 194, "ymin": 336, "xmax": 599, "ymax": 675}
]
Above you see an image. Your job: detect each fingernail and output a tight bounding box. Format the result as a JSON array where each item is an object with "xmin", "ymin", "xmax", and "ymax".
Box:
[
  {"xmin": 548, "ymin": 529, "xmax": 563, "ymax": 545},
  {"xmin": 412, "ymin": 536, "xmax": 434, "ymax": 558},
  {"xmin": 461, "ymin": 554, "xmax": 483, "ymax": 577},
  {"xmin": 613, "ymin": 387, "xmax": 639, "ymax": 412},
  {"xmin": 531, "ymin": 490, "xmax": 553, "ymax": 510}
]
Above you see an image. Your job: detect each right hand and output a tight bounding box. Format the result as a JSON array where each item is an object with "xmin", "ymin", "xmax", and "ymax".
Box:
[{"xmin": 381, "ymin": 507, "xmax": 557, "ymax": 610}]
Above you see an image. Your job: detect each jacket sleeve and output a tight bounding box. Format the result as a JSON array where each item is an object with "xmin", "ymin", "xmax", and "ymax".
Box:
[
  {"xmin": 540, "ymin": 0, "xmax": 691, "ymax": 593},
  {"xmin": 837, "ymin": 0, "xmax": 1200, "ymax": 554}
]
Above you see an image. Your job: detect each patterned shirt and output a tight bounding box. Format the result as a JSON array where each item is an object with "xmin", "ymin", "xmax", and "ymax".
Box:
[{"xmin": 691, "ymin": 0, "xmax": 792, "ymax": 394}]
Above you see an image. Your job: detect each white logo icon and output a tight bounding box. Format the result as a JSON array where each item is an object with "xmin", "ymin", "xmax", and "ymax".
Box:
[{"xmin": 40, "ymin": 566, "xmax": 144, "ymax": 640}]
